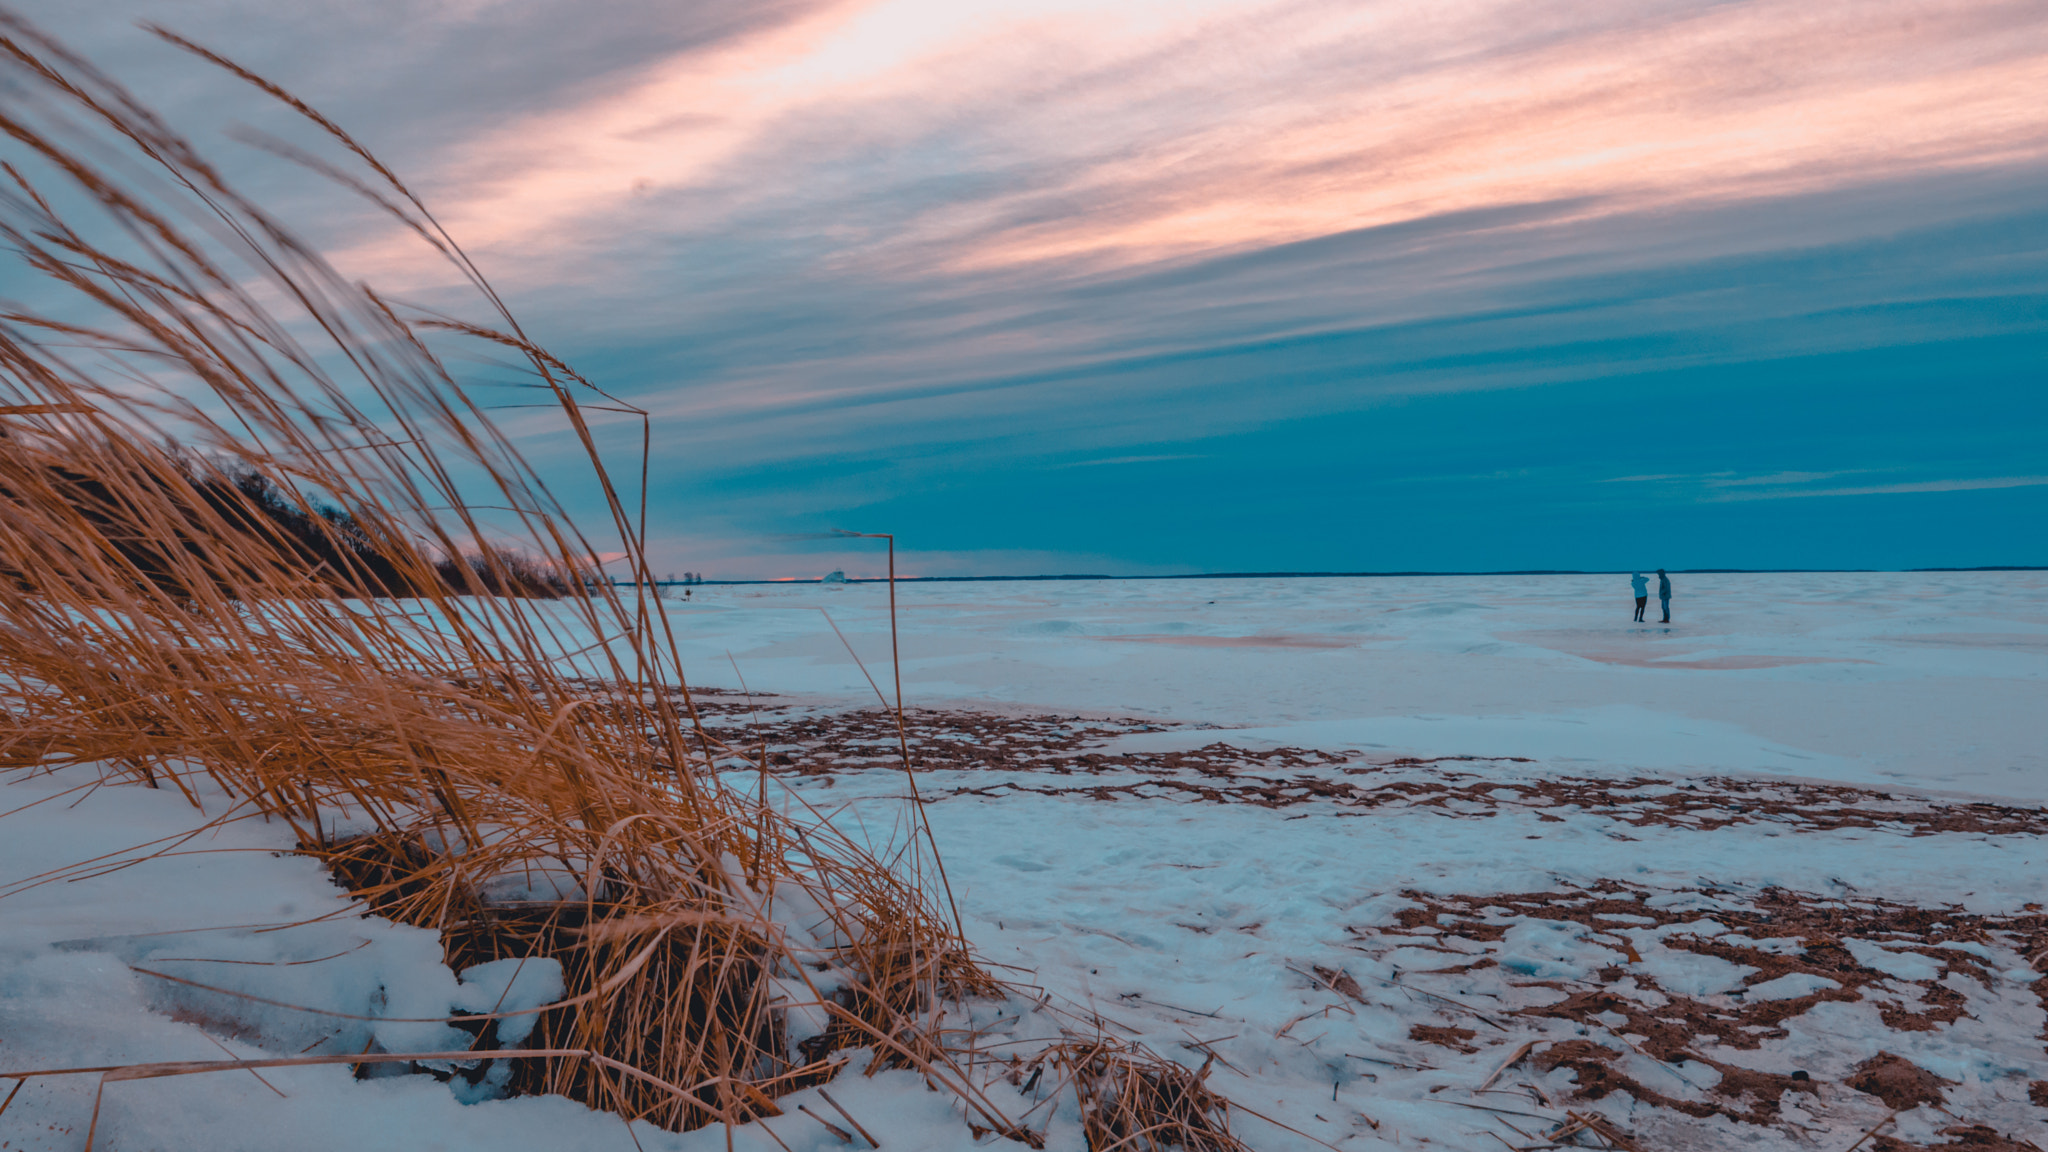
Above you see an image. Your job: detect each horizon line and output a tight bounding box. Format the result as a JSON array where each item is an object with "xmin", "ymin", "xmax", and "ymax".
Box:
[{"xmin": 637, "ymin": 565, "xmax": 2047, "ymax": 586}]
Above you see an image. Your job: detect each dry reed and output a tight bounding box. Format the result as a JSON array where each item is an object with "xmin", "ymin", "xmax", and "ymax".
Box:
[
  {"xmin": 0, "ymin": 11, "xmax": 1251, "ymax": 1148},
  {"xmin": 0, "ymin": 7, "xmax": 1015, "ymax": 1138}
]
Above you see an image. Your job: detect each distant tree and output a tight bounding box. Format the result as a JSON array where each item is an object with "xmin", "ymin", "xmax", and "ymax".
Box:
[
  {"xmin": 0, "ymin": 429, "xmax": 569, "ymax": 599},
  {"xmin": 431, "ymin": 546, "xmax": 570, "ymax": 599}
]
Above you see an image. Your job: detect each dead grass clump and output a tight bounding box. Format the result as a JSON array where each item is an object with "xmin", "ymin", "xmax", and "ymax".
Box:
[
  {"xmin": 1040, "ymin": 1037, "xmax": 1246, "ymax": 1152},
  {"xmin": 0, "ymin": 8, "xmax": 1018, "ymax": 1139}
]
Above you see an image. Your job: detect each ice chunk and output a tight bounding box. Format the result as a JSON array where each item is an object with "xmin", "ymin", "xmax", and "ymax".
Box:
[
  {"xmin": 771, "ymin": 976, "xmax": 834, "ymax": 1047},
  {"xmin": 1498, "ymin": 920, "xmax": 1616, "ymax": 980},
  {"xmin": 1745, "ymin": 972, "xmax": 1840, "ymax": 1001},
  {"xmin": 1843, "ymin": 939, "xmax": 1942, "ymax": 981},
  {"xmin": 1634, "ymin": 948, "xmax": 1755, "ymax": 997}
]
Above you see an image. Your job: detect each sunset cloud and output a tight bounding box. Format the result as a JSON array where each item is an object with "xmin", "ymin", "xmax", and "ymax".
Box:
[{"xmin": 331, "ymin": 0, "xmax": 2048, "ymax": 282}]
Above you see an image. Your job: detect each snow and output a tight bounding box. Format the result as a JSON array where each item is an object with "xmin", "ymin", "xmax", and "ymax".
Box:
[
  {"xmin": 1843, "ymin": 940, "xmax": 1945, "ymax": 982},
  {"xmin": 453, "ymin": 959, "xmax": 564, "ymax": 1045},
  {"xmin": 1745, "ymin": 973, "xmax": 1843, "ymax": 1001},
  {"xmin": 5, "ymin": 571, "xmax": 2046, "ymax": 1150}
]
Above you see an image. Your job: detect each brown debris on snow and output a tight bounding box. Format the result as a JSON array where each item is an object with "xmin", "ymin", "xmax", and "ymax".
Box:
[
  {"xmin": 1336, "ymin": 881, "xmax": 2048, "ymax": 1137},
  {"xmin": 1849, "ymin": 1052, "xmax": 1956, "ymax": 1111},
  {"xmin": 1874, "ymin": 1124, "xmax": 2045, "ymax": 1151},
  {"xmin": 1408, "ymin": 1024, "xmax": 1479, "ymax": 1053},
  {"xmin": 665, "ymin": 696, "xmax": 2048, "ymax": 838},
  {"xmin": 1310, "ymin": 964, "xmax": 1368, "ymax": 1002},
  {"xmin": 1883, "ymin": 982, "xmax": 1971, "ymax": 1032},
  {"xmin": 1388, "ymin": 882, "xmax": 2028, "ymax": 1069},
  {"xmin": 1528, "ymin": 1037, "xmax": 1819, "ymax": 1126},
  {"xmin": 1392, "ymin": 881, "xmax": 1998, "ymax": 1074}
]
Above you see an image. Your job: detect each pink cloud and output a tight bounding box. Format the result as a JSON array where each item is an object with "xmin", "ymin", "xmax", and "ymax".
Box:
[{"xmin": 333, "ymin": 0, "xmax": 2048, "ymax": 289}]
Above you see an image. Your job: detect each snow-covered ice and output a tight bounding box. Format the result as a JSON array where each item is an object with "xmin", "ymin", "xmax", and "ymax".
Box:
[
  {"xmin": 659, "ymin": 571, "xmax": 2047, "ymax": 799},
  {"xmin": 4, "ymin": 572, "xmax": 2045, "ymax": 1150}
]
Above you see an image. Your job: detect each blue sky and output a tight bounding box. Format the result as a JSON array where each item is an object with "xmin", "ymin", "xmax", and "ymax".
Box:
[{"xmin": 24, "ymin": 0, "xmax": 2048, "ymax": 576}]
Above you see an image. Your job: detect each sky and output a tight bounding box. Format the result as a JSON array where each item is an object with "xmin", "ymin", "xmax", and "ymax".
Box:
[{"xmin": 17, "ymin": 0, "xmax": 2048, "ymax": 577}]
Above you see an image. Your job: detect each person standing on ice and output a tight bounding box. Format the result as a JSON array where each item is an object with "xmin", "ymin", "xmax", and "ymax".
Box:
[
  {"xmin": 1630, "ymin": 572, "xmax": 1649, "ymax": 621},
  {"xmin": 1657, "ymin": 569, "xmax": 1673, "ymax": 623}
]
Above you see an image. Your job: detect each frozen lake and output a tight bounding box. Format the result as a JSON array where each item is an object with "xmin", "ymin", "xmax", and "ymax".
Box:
[{"xmin": 664, "ymin": 570, "xmax": 2048, "ymax": 799}]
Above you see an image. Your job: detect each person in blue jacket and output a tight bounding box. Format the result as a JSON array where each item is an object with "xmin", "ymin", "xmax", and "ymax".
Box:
[
  {"xmin": 1630, "ymin": 572, "xmax": 1648, "ymax": 621},
  {"xmin": 1657, "ymin": 569, "xmax": 1673, "ymax": 623}
]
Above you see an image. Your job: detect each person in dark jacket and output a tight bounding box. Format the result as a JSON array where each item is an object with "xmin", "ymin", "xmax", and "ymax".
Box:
[{"xmin": 1657, "ymin": 569, "xmax": 1672, "ymax": 623}]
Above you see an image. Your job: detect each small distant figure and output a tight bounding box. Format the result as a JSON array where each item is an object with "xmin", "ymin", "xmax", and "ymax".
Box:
[
  {"xmin": 1630, "ymin": 572, "xmax": 1648, "ymax": 621},
  {"xmin": 1657, "ymin": 569, "xmax": 1672, "ymax": 623}
]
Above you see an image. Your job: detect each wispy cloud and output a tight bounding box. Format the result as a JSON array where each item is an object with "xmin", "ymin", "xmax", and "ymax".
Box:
[
  {"xmin": 329, "ymin": 0, "xmax": 2048, "ymax": 288},
  {"xmin": 1601, "ymin": 469, "xmax": 2048, "ymax": 503},
  {"xmin": 1605, "ymin": 471, "xmax": 1869, "ymax": 486},
  {"xmin": 1706, "ymin": 475, "xmax": 2048, "ymax": 501},
  {"xmin": 1055, "ymin": 454, "xmax": 1206, "ymax": 468},
  {"xmin": 1714, "ymin": 471, "xmax": 1866, "ymax": 488}
]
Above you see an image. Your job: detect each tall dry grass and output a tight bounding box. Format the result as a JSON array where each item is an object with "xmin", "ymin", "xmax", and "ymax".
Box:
[{"xmin": 0, "ymin": 9, "xmax": 1022, "ymax": 1139}]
